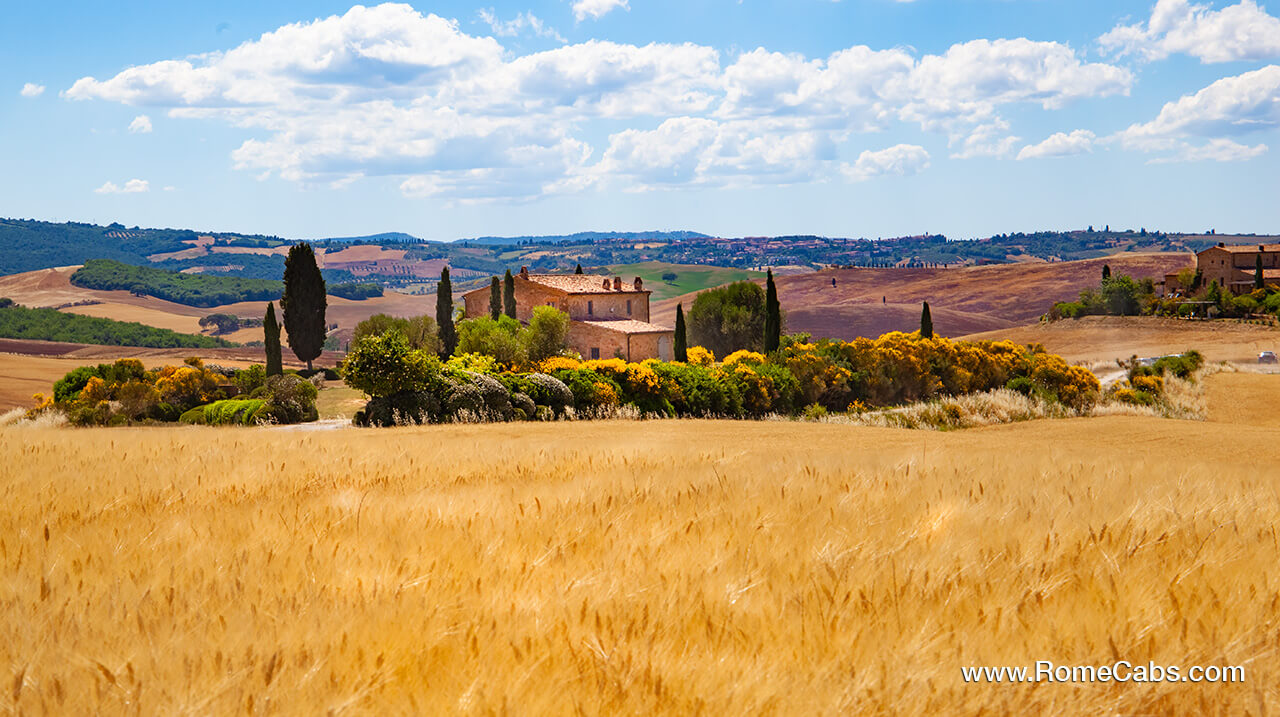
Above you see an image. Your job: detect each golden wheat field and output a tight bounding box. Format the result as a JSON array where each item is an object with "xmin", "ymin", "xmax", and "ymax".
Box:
[{"xmin": 3, "ymin": 374, "xmax": 1280, "ymax": 714}]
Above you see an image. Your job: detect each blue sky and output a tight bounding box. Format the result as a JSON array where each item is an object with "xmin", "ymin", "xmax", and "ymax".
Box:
[{"xmin": 2, "ymin": 0, "xmax": 1278, "ymax": 241}]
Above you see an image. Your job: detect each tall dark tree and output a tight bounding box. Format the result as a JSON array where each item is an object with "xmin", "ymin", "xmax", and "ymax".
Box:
[
  {"xmin": 1102, "ymin": 264, "xmax": 1112, "ymax": 281},
  {"xmin": 575, "ymin": 263, "xmax": 584, "ymax": 274},
  {"xmin": 281, "ymin": 243, "xmax": 326, "ymax": 371},
  {"xmin": 503, "ymin": 269, "xmax": 517, "ymax": 319},
  {"xmin": 1256, "ymin": 254, "xmax": 1266, "ymax": 291},
  {"xmin": 436, "ymin": 267, "xmax": 456, "ymax": 358},
  {"xmin": 764, "ymin": 269, "xmax": 781, "ymax": 352},
  {"xmin": 489, "ymin": 276, "xmax": 502, "ymax": 319},
  {"xmin": 674, "ymin": 303, "xmax": 688, "ymax": 362},
  {"xmin": 920, "ymin": 301, "xmax": 934, "ymax": 339},
  {"xmin": 263, "ymin": 301, "xmax": 283, "ymax": 376}
]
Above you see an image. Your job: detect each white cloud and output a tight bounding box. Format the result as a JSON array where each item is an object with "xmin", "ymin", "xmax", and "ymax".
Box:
[
  {"xmin": 843, "ymin": 144, "xmax": 931, "ymax": 181},
  {"xmin": 1148, "ymin": 138, "xmax": 1268, "ymax": 163},
  {"xmin": 129, "ymin": 115, "xmax": 153, "ymax": 133},
  {"xmin": 572, "ymin": 0, "xmax": 629, "ymax": 22},
  {"xmin": 1017, "ymin": 129, "xmax": 1096, "ymax": 160},
  {"xmin": 94, "ymin": 179, "xmax": 150, "ymax": 194},
  {"xmin": 949, "ymin": 120, "xmax": 1021, "ymax": 159},
  {"xmin": 1120, "ymin": 65, "xmax": 1280, "ymax": 148},
  {"xmin": 1100, "ymin": 0, "xmax": 1280, "ymax": 63},
  {"xmin": 20, "ymin": 82, "xmax": 45, "ymax": 98},
  {"xmin": 62, "ymin": 3, "xmax": 1134, "ymax": 199},
  {"xmin": 478, "ymin": 8, "xmax": 565, "ymax": 43}
]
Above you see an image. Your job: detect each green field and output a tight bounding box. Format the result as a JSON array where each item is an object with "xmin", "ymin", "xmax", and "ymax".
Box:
[{"xmin": 607, "ymin": 261, "xmax": 763, "ymax": 302}]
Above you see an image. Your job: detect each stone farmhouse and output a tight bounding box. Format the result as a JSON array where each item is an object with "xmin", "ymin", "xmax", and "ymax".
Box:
[
  {"xmin": 461, "ymin": 267, "xmax": 675, "ymax": 361},
  {"xmin": 1182, "ymin": 242, "xmax": 1280, "ymax": 294}
]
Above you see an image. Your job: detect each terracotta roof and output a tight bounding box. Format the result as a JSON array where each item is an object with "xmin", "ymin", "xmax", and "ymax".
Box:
[
  {"xmin": 1229, "ymin": 269, "xmax": 1280, "ymax": 281},
  {"xmin": 576, "ymin": 319, "xmax": 673, "ymax": 334},
  {"xmin": 1201, "ymin": 243, "xmax": 1280, "ymax": 254},
  {"xmin": 526, "ymin": 274, "xmax": 648, "ymax": 294}
]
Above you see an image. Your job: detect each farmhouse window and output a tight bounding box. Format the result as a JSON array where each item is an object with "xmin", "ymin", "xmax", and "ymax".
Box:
[
  {"xmin": 588, "ymin": 301, "xmax": 594, "ymax": 316},
  {"xmin": 591, "ymin": 347, "xmax": 600, "ymax": 359},
  {"xmin": 627, "ymin": 300, "xmax": 632, "ymax": 315}
]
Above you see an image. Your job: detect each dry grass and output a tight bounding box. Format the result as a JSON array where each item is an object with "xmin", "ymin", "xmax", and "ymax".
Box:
[
  {"xmin": 2, "ymin": 374, "xmax": 1279, "ymax": 713},
  {"xmin": 963, "ymin": 315, "xmax": 1280, "ymax": 365}
]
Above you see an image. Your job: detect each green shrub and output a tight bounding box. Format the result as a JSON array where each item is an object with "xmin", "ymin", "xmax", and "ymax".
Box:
[
  {"xmin": 523, "ymin": 373, "xmax": 574, "ymax": 415},
  {"xmin": 1006, "ymin": 376, "xmax": 1035, "ymax": 396},
  {"xmin": 341, "ymin": 331, "xmax": 445, "ymax": 398},
  {"xmin": 179, "ymin": 399, "xmax": 269, "ymax": 426},
  {"xmin": 355, "ymin": 391, "xmax": 441, "ymax": 427},
  {"xmin": 445, "ymin": 383, "xmax": 486, "ymax": 417},
  {"xmin": 802, "ymin": 403, "xmax": 828, "ymax": 421},
  {"xmin": 510, "ymin": 392, "xmax": 537, "ymax": 420},
  {"xmin": 259, "ymin": 374, "xmax": 318, "ymax": 424},
  {"xmin": 234, "ymin": 365, "xmax": 268, "ymax": 395}
]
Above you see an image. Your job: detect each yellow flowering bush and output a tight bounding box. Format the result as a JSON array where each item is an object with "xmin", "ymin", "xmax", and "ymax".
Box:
[
  {"xmin": 446, "ymin": 353, "xmax": 500, "ymax": 376},
  {"xmin": 1029, "ymin": 353, "xmax": 1100, "ymax": 410},
  {"xmin": 685, "ymin": 346, "xmax": 715, "ymax": 367},
  {"xmin": 1131, "ymin": 374, "xmax": 1164, "ymax": 394},
  {"xmin": 538, "ymin": 356, "xmax": 582, "ymax": 373},
  {"xmin": 722, "ymin": 350, "xmax": 766, "ymax": 366}
]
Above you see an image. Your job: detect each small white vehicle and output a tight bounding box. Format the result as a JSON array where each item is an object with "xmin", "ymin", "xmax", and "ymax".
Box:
[{"xmin": 1260, "ymin": 351, "xmax": 1278, "ymax": 364}]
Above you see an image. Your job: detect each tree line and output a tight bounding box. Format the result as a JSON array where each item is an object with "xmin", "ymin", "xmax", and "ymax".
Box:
[{"xmin": 0, "ymin": 302, "xmax": 233, "ymax": 349}]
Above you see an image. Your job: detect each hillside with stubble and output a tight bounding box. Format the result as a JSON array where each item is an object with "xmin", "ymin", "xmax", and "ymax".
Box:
[{"xmin": 653, "ymin": 252, "xmax": 1193, "ymax": 340}]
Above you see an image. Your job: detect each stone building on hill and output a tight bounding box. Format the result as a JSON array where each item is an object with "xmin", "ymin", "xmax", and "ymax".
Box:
[
  {"xmin": 1196, "ymin": 242, "xmax": 1280, "ymax": 293},
  {"xmin": 461, "ymin": 267, "xmax": 675, "ymax": 361}
]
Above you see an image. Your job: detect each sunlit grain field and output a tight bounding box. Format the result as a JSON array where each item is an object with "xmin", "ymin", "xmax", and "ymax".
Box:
[{"xmin": 3, "ymin": 374, "xmax": 1279, "ymax": 714}]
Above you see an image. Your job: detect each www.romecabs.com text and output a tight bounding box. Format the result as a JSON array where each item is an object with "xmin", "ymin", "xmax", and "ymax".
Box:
[{"xmin": 961, "ymin": 662, "xmax": 1245, "ymax": 684}]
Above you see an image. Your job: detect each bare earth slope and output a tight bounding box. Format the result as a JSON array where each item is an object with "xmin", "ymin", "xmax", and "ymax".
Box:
[
  {"xmin": 652, "ymin": 252, "xmax": 1192, "ymax": 339},
  {"xmin": 1, "ymin": 373, "xmax": 1278, "ymax": 713}
]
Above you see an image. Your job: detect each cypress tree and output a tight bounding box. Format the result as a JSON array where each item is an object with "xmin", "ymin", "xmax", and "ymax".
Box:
[
  {"xmin": 575, "ymin": 263, "xmax": 584, "ymax": 274},
  {"xmin": 436, "ymin": 267, "xmax": 456, "ymax": 358},
  {"xmin": 281, "ymin": 242, "xmax": 326, "ymax": 371},
  {"xmin": 674, "ymin": 303, "xmax": 687, "ymax": 362},
  {"xmin": 1102, "ymin": 264, "xmax": 1111, "ymax": 281},
  {"xmin": 489, "ymin": 276, "xmax": 502, "ymax": 319},
  {"xmin": 503, "ymin": 269, "xmax": 517, "ymax": 319},
  {"xmin": 920, "ymin": 301, "xmax": 934, "ymax": 339},
  {"xmin": 263, "ymin": 301, "xmax": 283, "ymax": 376},
  {"xmin": 1256, "ymin": 254, "xmax": 1265, "ymax": 291},
  {"xmin": 764, "ymin": 269, "xmax": 781, "ymax": 352}
]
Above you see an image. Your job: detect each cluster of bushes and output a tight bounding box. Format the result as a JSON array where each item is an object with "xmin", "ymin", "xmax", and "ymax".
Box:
[
  {"xmin": 71, "ymin": 259, "xmax": 282, "ymax": 307},
  {"xmin": 32, "ymin": 357, "xmax": 317, "ymax": 427},
  {"xmin": 1051, "ymin": 266, "xmax": 1280, "ymax": 321},
  {"xmin": 0, "ymin": 303, "xmax": 233, "ymax": 348},
  {"xmin": 1049, "ymin": 272, "xmax": 1155, "ymax": 319},
  {"xmin": 1107, "ymin": 350, "xmax": 1205, "ymax": 406},
  {"xmin": 198, "ymin": 313, "xmax": 261, "ymax": 335},
  {"xmin": 329, "ymin": 283, "xmax": 384, "ymax": 301},
  {"xmin": 341, "ymin": 329, "xmax": 1102, "ymax": 426}
]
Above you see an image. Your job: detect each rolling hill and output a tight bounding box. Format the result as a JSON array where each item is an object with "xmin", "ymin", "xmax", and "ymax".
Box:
[
  {"xmin": 607, "ymin": 262, "xmax": 763, "ymax": 302},
  {"xmin": 0, "ymin": 266, "xmax": 430, "ymax": 348},
  {"xmin": 651, "ymin": 252, "xmax": 1194, "ymax": 340}
]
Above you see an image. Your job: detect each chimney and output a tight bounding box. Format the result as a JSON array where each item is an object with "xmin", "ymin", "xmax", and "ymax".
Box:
[
  {"xmin": 613, "ymin": 276, "xmax": 622, "ymax": 291},
  {"xmin": 519, "ymin": 266, "xmax": 529, "ymax": 279},
  {"xmin": 634, "ymin": 276, "xmax": 643, "ymax": 290},
  {"xmin": 602, "ymin": 278, "xmax": 611, "ymax": 290},
  {"xmin": 1261, "ymin": 245, "xmax": 1266, "ymax": 251},
  {"xmin": 1218, "ymin": 242, "xmax": 1225, "ymax": 248}
]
